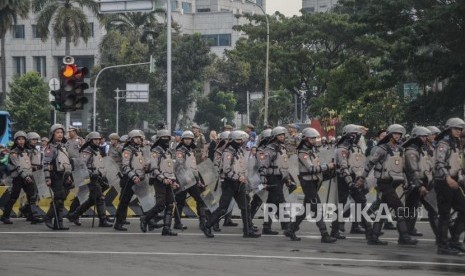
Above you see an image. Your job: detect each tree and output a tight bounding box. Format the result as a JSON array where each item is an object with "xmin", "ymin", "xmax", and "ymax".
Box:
[
  {"xmin": 32, "ymin": 0, "xmax": 99, "ymax": 55},
  {"xmin": 194, "ymin": 90, "xmax": 237, "ymax": 131},
  {"xmin": 5, "ymin": 72, "xmax": 50, "ymax": 135},
  {"xmin": 0, "ymin": 0, "xmax": 30, "ymax": 105}
]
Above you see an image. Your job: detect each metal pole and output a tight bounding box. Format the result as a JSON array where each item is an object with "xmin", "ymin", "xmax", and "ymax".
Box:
[
  {"xmin": 53, "ymin": 110, "xmax": 57, "ymax": 124},
  {"xmin": 167, "ymin": 0, "xmax": 172, "ymax": 131},
  {"xmin": 247, "ymin": 90, "xmax": 250, "ymax": 125},
  {"xmin": 245, "ymin": 0, "xmax": 269, "ymax": 125},
  {"xmin": 294, "ymin": 94, "xmax": 298, "ymax": 122},
  {"xmin": 65, "ymin": 112, "xmax": 70, "ymax": 130},
  {"xmin": 115, "ymin": 88, "xmax": 119, "ymax": 134},
  {"xmin": 92, "ymin": 62, "xmax": 151, "ymax": 131}
]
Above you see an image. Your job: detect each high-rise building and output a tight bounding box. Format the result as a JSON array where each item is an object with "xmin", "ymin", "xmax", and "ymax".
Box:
[
  {"xmin": 0, "ymin": 1, "xmax": 266, "ymax": 130},
  {"xmin": 302, "ymin": 0, "xmax": 338, "ymax": 13}
]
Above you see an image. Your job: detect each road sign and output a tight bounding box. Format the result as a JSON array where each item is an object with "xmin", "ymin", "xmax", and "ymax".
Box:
[
  {"xmin": 98, "ymin": 0, "xmax": 154, "ymax": 13},
  {"xmin": 48, "ymin": 78, "xmax": 60, "ymax": 91},
  {"xmin": 249, "ymin": 92, "xmax": 263, "ymax": 100},
  {"xmin": 126, "ymin": 83, "xmax": 149, "ymax": 103}
]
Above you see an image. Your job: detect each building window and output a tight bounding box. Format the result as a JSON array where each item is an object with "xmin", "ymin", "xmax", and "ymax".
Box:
[
  {"xmin": 302, "ymin": 7, "xmax": 315, "ymax": 14},
  {"xmin": 201, "ymin": 34, "xmax": 231, "ymax": 47},
  {"xmin": 197, "ymin": 8, "xmax": 211, "ymax": 12},
  {"xmin": 33, "ymin": 56, "xmax": 47, "ymax": 77},
  {"xmin": 13, "ymin": 57, "xmax": 26, "ymax": 76},
  {"xmin": 182, "ymin": 2, "xmax": 192, "ymax": 13},
  {"xmin": 171, "ymin": 0, "xmax": 177, "ymax": 10},
  {"xmin": 12, "ymin": 25, "xmax": 25, "ymax": 39},
  {"xmin": 32, "ymin": 25, "xmax": 41, "ymax": 39},
  {"xmin": 88, "ymin": 23, "xmax": 94, "ymax": 37}
]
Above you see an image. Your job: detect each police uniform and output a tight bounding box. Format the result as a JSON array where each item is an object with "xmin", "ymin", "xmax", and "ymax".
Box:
[
  {"xmin": 108, "ymin": 143, "xmax": 123, "ymax": 169},
  {"xmin": 203, "ymin": 138, "xmax": 260, "ymax": 238},
  {"xmin": 114, "ymin": 140, "xmax": 146, "ymax": 230},
  {"xmin": 174, "ymin": 142, "xmax": 208, "ymax": 230},
  {"xmin": 363, "ymin": 134, "xmax": 417, "ymax": 245},
  {"xmin": 68, "ymin": 134, "xmax": 112, "ymax": 227},
  {"xmin": 285, "ymin": 133, "xmax": 300, "ymax": 157},
  {"xmin": 140, "ymin": 142, "xmax": 177, "ymax": 235},
  {"xmin": 258, "ymin": 136, "xmax": 289, "ymax": 234},
  {"xmin": 434, "ymin": 130, "xmax": 465, "ymax": 254},
  {"xmin": 43, "ymin": 131, "xmax": 73, "ymax": 230},
  {"xmin": 1, "ymin": 134, "xmax": 41, "ymax": 224},
  {"xmin": 284, "ymin": 139, "xmax": 336, "ymax": 243},
  {"xmin": 193, "ymin": 133, "xmax": 207, "ymax": 165}
]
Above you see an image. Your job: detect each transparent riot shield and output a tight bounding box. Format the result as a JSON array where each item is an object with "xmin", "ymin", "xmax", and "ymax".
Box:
[
  {"xmin": 33, "ymin": 170, "xmax": 51, "ymax": 199},
  {"xmin": 175, "ymin": 164, "xmax": 196, "ymax": 193},
  {"xmin": 76, "ymin": 185, "xmax": 90, "ymax": 203},
  {"xmin": 72, "ymin": 158, "xmax": 90, "ymax": 188},
  {"xmin": 288, "ymin": 154, "xmax": 300, "ymax": 187},
  {"xmin": 197, "ymin": 159, "xmax": 219, "ymax": 188},
  {"xmin": 247, "ymin": 156, "xmax": 262, "ymax": 193},
  {"xmin": 103, "ymin": 156, "xmax": 121, "ymax": 188},
  {"xmin": 423, "ymin": 188, "xmax": 438, "ymax": 214},
  {"xmin": 132, "ymin": 178, "xmax": 155, "ymax": 212}
]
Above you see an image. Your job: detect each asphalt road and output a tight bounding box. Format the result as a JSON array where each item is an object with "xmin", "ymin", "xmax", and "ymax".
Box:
[{"xmin": 1, "ymin": 218, "xmax": 464, "ymax": 276}]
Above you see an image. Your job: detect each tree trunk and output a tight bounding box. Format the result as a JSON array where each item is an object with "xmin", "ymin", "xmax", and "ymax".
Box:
[
  {"xmin": 65, "ymin": 35, "xmax": 71, "ymax": 56},
  {"xmin": 1, "ymin": 33, "xmax": 6, "ymax": 106}
]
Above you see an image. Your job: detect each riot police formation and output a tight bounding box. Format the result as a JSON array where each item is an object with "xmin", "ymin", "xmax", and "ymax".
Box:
[
  {"xmin": 67, "ymin": 132, "xmax": 113, "ymax": 227},
  {"xmin": 283, "ymin": 127, "xmax": 337, "ymax": 243},
  {"xmin": 2, "ymin": 122, "xmax": 465, "ymax": 258},
  {"xmin": 362, "ymin": 124, "xmax": 418, "ymax": 245}
]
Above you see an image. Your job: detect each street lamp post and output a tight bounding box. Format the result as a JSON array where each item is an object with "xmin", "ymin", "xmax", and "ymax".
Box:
[
  {"xmin": 246, "ymin": 0, "xmax": 269, "ymax": 125},
  {"xmin": 166, "ymin": 0, "xmax": 172, "ymax": 131}
]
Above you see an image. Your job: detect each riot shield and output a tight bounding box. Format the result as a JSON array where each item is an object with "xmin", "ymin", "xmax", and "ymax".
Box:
[
  {"xmin": 197, "ymin": 159, "xmax": 219, "ymax": 188},
  {"xmin": 288, "ymin": 154, "xmax": 300, "ymax": 187},
  {"xmin": 175, "ymin": 164, "xmax": 197, "ymax": 193},
  {"xmin": 103, "ymin": 156, "xmax": 121, "ymax": 188},
  {"xmin": 318, "ymin": 178, "xmax": 337, "ymax": 204},
  {"xmin": 247, "ymin": 155, "xmax": 262, "ymax": 193},
  {"xmin": 132, "ymin": 178, "xmax": 155, "ymax": 212},
  {"xmin": 76, "ymin": 185, "xmax": 90, "ymax": 203},
  {"xmin": 72, "ymin": 158, "xmax": 90, "ymax": 188},
  {"xmin": 423, "ymin": 188, "xmax": 438, "ymax": 214},
  {"xmin": 201, "ymin": 184, "xmax": 221, "ymax": 212},
  {"xmin": 33, "ymin": 170, "xmax": 51, "ymax": 199}
]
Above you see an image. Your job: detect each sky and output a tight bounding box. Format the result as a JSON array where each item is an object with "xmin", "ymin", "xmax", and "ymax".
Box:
[{"xmin": 266, "ymin": 0, "xmax": 302, "ymax": 16}]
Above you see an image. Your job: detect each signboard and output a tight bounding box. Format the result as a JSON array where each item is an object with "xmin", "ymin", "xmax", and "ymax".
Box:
[
  {"xmin": 99, "ymin": 0, "xmax": 154, "ymax": 13},
  {"xmin": 126, "ymin": 83, "xmax": 149, "ymax": 103},
  {"xmin": 404, "ymin": 82, "xmax": 419, "ymax": 102},
  {"xmin": 249, "ymin": 92, "xmax": 263, "ymax": 100}
]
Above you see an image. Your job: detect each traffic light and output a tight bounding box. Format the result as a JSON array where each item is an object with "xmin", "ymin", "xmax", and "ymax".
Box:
[{"xmin": 57, "ymin": 57, "xmax": 89, "ymax": 112}]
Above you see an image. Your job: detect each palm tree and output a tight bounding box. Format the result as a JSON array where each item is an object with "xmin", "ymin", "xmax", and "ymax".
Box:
[
  {"xmin": 32, "ymin": 0, "xmax": 100, "ymax": 56},
  {"xmin": 0, "ymin": 0, "xmax": 30, "ymax": 105},
  {"xmin": 103, "ymin": 11, "xmax": 164, "ymax": 43}
]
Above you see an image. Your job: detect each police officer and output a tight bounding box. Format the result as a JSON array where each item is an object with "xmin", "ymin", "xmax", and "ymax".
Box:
[
  {"xmin": 286, "ymin": 124, "xmax": 301, "ymax": 157},
  {"xmin": 43, "ymin": 124, "xmax": 73, "ymax": 230},
  {"xmin": 174, "ymin": 131, "xmax": 209, "ymax": 232},
  {"xmin": 114, "ymin": 130, "xmax": 147, "ymax": 231},
  {"xmin": 362, "ymin": 124, "xmax": 417, "ymax": 245},
  {"xmin": 64, "ymin": 126, "xmax": 84, "ymax": 224},
  {"xmin": 108, "ymin": 133, "xmax": 122, "ymax": 168},
  {"xmin": 258, "ymin": 126, "xmax": 290, "ymax": 235},
  {"xmin": 250, "ymin": 129, "xmax": 272, "ymax": 220},
  {"xmin": 434, "ymin": 118, "xmax": 465, "ymax": 255},
  {"xmin": 140, "ymin": 129, "xmax": 179, "ymax": 236},
  {"xmin": 192, "ymin": 124, "xmax": 207, "ymax": 165},
  {"xmin": 202, "ymin": 130, "xmax": 261, "ymax": 238},
  {"xmin": 403, "ymin": 127, "xmax": 435, "ymax": 238},
  {"xmin": 426, "ymin": 126, "xmax": 440, "ymax": 156},
  {"xmin": 283, "ymin": 128, "xmax": 337, "ymax": 243},
  {"xmin": 331, "ymin": 125, "xmax": 370, "ymax": 239},
  {"xmin": 67, "ymin": 132, "xmax": 112, "ymax": 227},
  {"xmin": 1, "ymin": 131, "xmax": 42, "ymax": 224}
]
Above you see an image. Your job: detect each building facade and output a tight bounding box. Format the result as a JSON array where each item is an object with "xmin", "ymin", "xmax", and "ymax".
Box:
[
  {"xmin": 302, "ymin": 0, "xmax": 338, "ymax": 13},
  {"xmin": 0, "ymin": 0, "xmax": 266, "ymax": 130}
]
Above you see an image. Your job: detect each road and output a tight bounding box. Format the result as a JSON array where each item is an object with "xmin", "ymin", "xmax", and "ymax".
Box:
[{"xmin": 0, "ymin": 218, "xmax": 464, "ymax": 276}]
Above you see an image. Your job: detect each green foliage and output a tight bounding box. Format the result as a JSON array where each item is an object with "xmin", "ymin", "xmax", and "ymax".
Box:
[
  {"xmin": 5, "ymin": 72, "xmax": 50, "ymax": 136},
  {"xmin": 194, "ymin": 90, "xmax": 237, "ymax": 131}
]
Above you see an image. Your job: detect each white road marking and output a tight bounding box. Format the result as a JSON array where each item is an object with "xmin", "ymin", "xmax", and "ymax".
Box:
[{"xmin": 0, "ymin": 250, "xmax": 463, "ymax": 267}]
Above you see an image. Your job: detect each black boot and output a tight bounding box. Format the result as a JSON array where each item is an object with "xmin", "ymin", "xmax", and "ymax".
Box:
[
  {"xmin": 223, "ymin": 213, "xmax": 238, "ymax": 227},
  {"xmin": 262, "ymin": 222, "xmax": 279, "ymax": 235},
  {"xmin": 114, "ymin": 223, "xmax": 128, "ymax": 231},
  {"xmin": 242, "ymin": 210, "xmax": 260, "ymax": 238},
  {"xmin": 96, "ymin": 202, "xmax": 112, "ymax": 227},
  {"xmin": 366, "ymin": 225, "xmax": 388, "ymax": 246},
  {"xmin": 66, "ymin": 212, "xmax": 80, "ymax": 226},
  {"xmin": 350, "ymin": 222, "xmax": 366, "ymax": 234},
  {"xmin": 139, "ymin": 215, "xmax": 148, "ymax": 232},
  {"xmin": 213, "ymin": 222, "xmax": 221, "ymax": 232},
  {"xmin": 56, "ymin": 204, "xmax": 69, "ymax": 230},
  {"xmin": 148, "ymin": 217, "xmax": 164, "ymax": 231},
  {"xmin": 0, "ymin": 216, "xmax": 12, "ymax": 224},
  {"xmin": 283, "ymin": 225, "xmax": 301, "ymax": 241},
  {"xmin": 161, "ymin": 212, "xmax": 178, "ymax": 236},
  {"xmin": 407, "ymin": 217, "xmax": 423, "ymax": 236},
  {"xmin": 450, "ymin": 221, "xmax": 465, "ymax": 253},
  {"xmin": 397, "ymin": 219, "xmax": 418, "ymax": 245},
  {"xmin": 201, "ymin": 223, "xmax": 214, "ymax": 238},
  {"xmin": 428, "ymin": 215, "xmax": 439, "ymax": 244},
  {"xmin": 321, "ymin": 232, "xmax": 337, "ymax": 243}
]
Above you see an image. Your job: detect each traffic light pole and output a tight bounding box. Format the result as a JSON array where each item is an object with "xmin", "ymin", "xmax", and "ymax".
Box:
[{"xmin": 92, "ymin": 61, "xmax": 152, "ymax": 132}]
